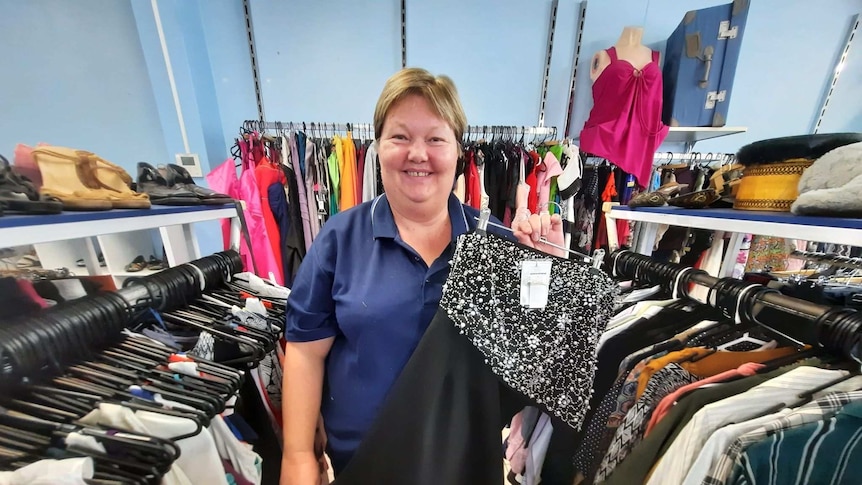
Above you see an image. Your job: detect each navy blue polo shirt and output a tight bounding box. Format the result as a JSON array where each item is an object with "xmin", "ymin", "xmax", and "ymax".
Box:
[{"xmin": 285, "ymin": 193, "xmax": 507, "ymax": 472}]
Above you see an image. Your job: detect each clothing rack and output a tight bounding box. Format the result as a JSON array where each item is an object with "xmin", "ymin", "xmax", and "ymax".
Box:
[
  {"xmin": 609, "ymin": 250, "xmax": 862, "ymax": 362},
  {"xmin": 241, "ymin": 120, "xmax": 558, "ymax": 141},
  {"xmin": 790, "ymin": 250, "xmax": 862, "ymax": 270},
  {"xmin": 0, "ymin": 250, "xmax": 243, "ymax": 392}
]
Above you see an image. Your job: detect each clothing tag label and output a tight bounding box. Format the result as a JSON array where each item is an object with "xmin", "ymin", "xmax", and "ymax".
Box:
[{"xmin": 520, "ymin": 259, "xmax": 553, "ymax": 309}]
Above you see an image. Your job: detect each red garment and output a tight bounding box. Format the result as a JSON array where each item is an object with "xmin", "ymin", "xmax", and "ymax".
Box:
[
  {"xmin": 645, "ymin": 362, "xmax": 764, "ymax": 435},
  {"xmin": 464, "ymin": 151, "xmax": 482, "ymax": 209},
  {"xmin": 594, "ymin": 172, "xmax": 617, "ymax": 249},
  {"xmin": 526, "ymin": 151, "xmax": 540, "ymax": 214},
  {"xmin": 17, "ymin": 279, "xmax": 48, "ymax": 308},
  {"xmin": 580, "ymin": 47, "xmax": 669, "ymax": 188},
  {"xmin": 356, "ymin": 142, "xmax": 367, "ymax": 200},
  {"xmin": 254, "ymin": 157, "xmax": 286, "ymax": 282}
]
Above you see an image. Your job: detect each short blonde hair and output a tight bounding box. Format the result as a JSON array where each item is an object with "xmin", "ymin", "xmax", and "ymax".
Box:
[{"xmin": 373, "ymin": 68, "xmax": 467, "ymax": 143}]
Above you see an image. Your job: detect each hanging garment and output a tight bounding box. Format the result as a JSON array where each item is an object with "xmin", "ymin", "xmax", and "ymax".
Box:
[
  {"xmin": 206, "ymin": 159, "xmax": 241, "ymax": 256},
  {"xmin": 579, "ymin": 47, "xmax": 669, "ymax": 188},
  {"xmin": 464, "ymin": 149, "xmax": 482, "ymax": 209},
  {"xmin": 536, "ymin": 151, "xmax": 563, "ymax": 212},
  {"xmin": 332, "ymin": 233, "xmax": 618, "ymax": 484},
  {"xmin": 362, "ymin": 141, "xmax": 378, "ymax": 203},
  {"xmin": 327, "ymin": 145, "xmax": 340, "ymax": 215},
  {"xmin": 268, "ymin": 183, "xmax": 302, "ymax": 287},
  {"xmin": 356, "ymin": 141, "xmax": 367, "ymax": 203},
  {"xmin": 704, "ymin": 389, "xmax": 862, "ymax": 485},
  {"xmin": 254, "ymin": 159, "xmax": 286, "ymax": 283},
  {"xmin": 303, "ymin": 136, "xmax": 321, "ymax": 240},
  {"xmin": 730, "ymin": 400, "xmax": 862, "ymax": 485},
  {"xmin": 236, "ymin": 161, "xmax": 283, "ymax": 284},
  {"xmin": 526, "ymin": 151, "xmax": 540, "ymax": 213},
  {"xmin": 339, "ymin": 132, "xmax": 358, "ymax": 211},
  {"xmin": 279, "ymin": 164, "xmax": 307, "ymax": 287},
  {"xmin": 646, "ymin": 366, "xmax": 847, "ymax": 485},
  {"xmin": 602, "ymin": 363, "xmax": 805, "ymax": 485},
  {"xmin": 289, "ymin": 135, "xmax": 313, "ymax": 251}
]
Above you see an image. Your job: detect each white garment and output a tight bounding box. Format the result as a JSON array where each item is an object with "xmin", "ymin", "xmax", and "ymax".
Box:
[
  {"xmin": 621, "ymin": 285, "xmax": 662, "ymax": 303},
  {"xmin": 681, "ymin": 409, "xmax": 792, "ymax": 485},
  {"xmin": 78, "ymin": 403, "xmax": 193, "ymax": 485},
  {"xmin": 599, "ymin": 300, "xmax": 675, "ymax": 347},
  {"xmin": 689, "ymin": 235, "xmax": 725, "ymax": 302},
  {"xmin": 168, "ymin": 361, "xmax": 200, "ymax": 377},
  {"xmin": 523, "ymin": 413, "xmax": 553, "ymax": 485},
  {"xmin": 211, "ymin": 415, "xmax": 263, "ymax": 484},
  {"xmin": 362, "ymin": 141, "xmax": 378, "ymax": 202},
  {"xmin": 52, "ymin": 279, "xmax": 87, "ymax": 301},
  {"xmin": 0, "ymin": 458, "xmax": 92, "ymax": 485},
  {"xmin": 233, "ymin": 272, "xmax": 291, "ymax": 299},
  {"xmin": 646, "ymin": 366, "xmax": 848, "ymax": 485},
  {"xmin": 136, "ymin": 411, "xmax": 230, "ymax": 485},
  {"xmin": 64, "ymin": 432, "xmax": 105, "ymax": 454}
]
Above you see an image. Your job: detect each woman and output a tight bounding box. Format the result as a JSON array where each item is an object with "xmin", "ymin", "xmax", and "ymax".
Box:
[{"xmin": 281, "ymin": 67, "xmax": 564, "ymax": 484}]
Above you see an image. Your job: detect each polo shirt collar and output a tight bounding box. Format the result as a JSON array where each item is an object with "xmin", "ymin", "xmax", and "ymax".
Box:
[{"xmin": 371, "ymin": 193, "xmax": 470, "ymax": 241}]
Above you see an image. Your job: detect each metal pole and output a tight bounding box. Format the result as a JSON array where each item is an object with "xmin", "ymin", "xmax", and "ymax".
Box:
[{"xmin": 538, "ymin": 0, "xmax": 559, "ymax": 127}]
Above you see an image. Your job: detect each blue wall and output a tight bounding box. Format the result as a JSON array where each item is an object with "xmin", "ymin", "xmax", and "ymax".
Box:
[
  {"xmin": 0, "ymin": 0, "xmax": 169, "ymax": 171},
  {"xmin": 3, "ymin": 0, "xmax": 858, "ymax": 170}
]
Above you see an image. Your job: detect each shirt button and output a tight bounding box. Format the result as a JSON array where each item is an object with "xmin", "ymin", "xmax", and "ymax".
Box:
[{"xmin": 414, "ymin": 256, "xmax": 420, "ymax": 262}]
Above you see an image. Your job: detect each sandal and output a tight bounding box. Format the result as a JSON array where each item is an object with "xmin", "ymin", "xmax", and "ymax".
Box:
[
  {"xmin": 125, "ymin": 255, "xmax": 147, "ymax": 272},
  {"xmin": 628, "ymin": 182, "xmax": 688, "ymax": 208},
  {"xmin": 80, "ymin": 152, "xmax": 151, "ymax": 209},
  {"xmin": 0, "ymin": 154, "xmax": 63, "ymax": 214},
  {"xmin": 30, "ymin": 147, "xmax": 114, "ymax": 211}
]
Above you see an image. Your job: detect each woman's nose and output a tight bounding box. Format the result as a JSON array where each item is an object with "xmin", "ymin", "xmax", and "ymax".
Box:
[{"xmin": 407, "ymin": 141, "xmax": 429, "ymax": 163}]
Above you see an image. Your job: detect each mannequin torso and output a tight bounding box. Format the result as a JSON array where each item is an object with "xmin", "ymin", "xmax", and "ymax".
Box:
[{"xmin": 590, "ymin": 26, "xmax": 657, "ymax": 81}]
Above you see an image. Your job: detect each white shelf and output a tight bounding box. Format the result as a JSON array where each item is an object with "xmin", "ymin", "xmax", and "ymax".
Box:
[
  {"xmin": 664, "ymin": 126, "xmax": 748, "ymax": 145},
  {"xmin": 0, "ymin": 205, "xmax": 237, "ymax": 247},
  {"xmin": 113, "ymin": 268, "xmax": 163, "ymax": 277},
  {"xmin": 0, "ymin": 204, "xmax": 239, "ymax": 287},
  {"xmin": 609, "ymin": 206, "xmax": 862, "ymax": 247}
]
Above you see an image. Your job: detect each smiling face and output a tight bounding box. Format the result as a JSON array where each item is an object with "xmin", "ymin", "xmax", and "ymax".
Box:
[{"xmin": 377, "ymin": 94, "xmax": 460, "ymax": 213}]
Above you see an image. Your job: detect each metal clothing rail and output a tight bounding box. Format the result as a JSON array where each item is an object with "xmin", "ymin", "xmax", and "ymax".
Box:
[
  {"xmin": 610, "ymin": 250, "xmax": 862, "ymax": 362},
  {"xmin": 791, "ymin": 250, "xmax": 862, "ymax": 270},
  {"xmin": 241, "ymin": 120, "xmax": 558, "ymax": 140},
  {"xmin": 652, "ymin": 152, "xmax": 737, "ymax": 164}
]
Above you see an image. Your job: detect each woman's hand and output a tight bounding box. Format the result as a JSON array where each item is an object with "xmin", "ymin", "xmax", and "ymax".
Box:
[{"xmin": 512, "ymin": 209, "xmax": 568, "ymax": 258}]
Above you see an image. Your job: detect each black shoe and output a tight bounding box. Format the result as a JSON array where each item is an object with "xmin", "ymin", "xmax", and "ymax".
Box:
[
  {"xmin": 163, "ymin": 164, "xmax": 233, "ymax": 205},
  {"xmin": 136, "ymin": 163, "xmax": 200, "ymax": 206},
  {"xmin": 147, "ymin": 255, "xmax": 166, "ymax": 271}
]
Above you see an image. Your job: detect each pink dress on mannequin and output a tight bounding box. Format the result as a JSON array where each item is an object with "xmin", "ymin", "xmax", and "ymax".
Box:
[{"xmin": 580, "ymin": 47, "xmax": 669, "ymax": 188}]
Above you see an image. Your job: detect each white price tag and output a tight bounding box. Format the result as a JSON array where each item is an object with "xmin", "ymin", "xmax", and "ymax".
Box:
[{"xmin": 520, "ymin": 259, "xmax": 553, "ymax": 309}]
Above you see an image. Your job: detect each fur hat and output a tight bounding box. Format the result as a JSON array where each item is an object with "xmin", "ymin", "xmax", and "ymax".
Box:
[{"xmin": 791, "ymin": 141, "xmax": 862, "ymax": 216}]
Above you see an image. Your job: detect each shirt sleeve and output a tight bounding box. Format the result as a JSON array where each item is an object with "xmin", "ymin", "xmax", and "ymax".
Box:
[{"xmin": 285, "ymin": 236, "xmax": 340, "ymax": 342}]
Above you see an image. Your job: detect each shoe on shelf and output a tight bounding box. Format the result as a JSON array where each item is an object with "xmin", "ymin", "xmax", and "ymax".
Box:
[
  {"xmin": 79, "ymin": 152, "xmax": 151, "ymax": 209},
  {"xmin": 0, "ymin": 154, "xmax": 63, "ymax": 214},
  {"xmin": 136, "ymin": 163, "xmax": 201, "ymax": 206},
  {"xmin": 162, "ymin": 164, "xmax": 233, "ymax": 205},
  {"xmin": 125, "ymin": 255, "xmax": 147, "ymax": 272},
  {"xmin": 667, "ymin": 188, "xmax": 721, "ymax": 209},
  {"xmin": 30, "ymin": 147, "xmax": 115, "ymax": 211},
  {"xmin": 147, "ymin": 255, "xmax": 166, "ymax": 271},
  {"xmin": 628, "ymin": 183, "xmax": 688, "ymax": 208}
]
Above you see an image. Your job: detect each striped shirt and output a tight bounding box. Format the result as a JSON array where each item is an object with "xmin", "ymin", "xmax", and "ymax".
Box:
[
  {"xmin": 646, "ymin": 366, "xmax": 847, "ymax": 485},
  {"xmin": 730, "ymin": 400, "xmax": 862, "ymax": 484},
  {"xmin": 701, "ymin": 389, "xmax": 862, "ymax": 485}
]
